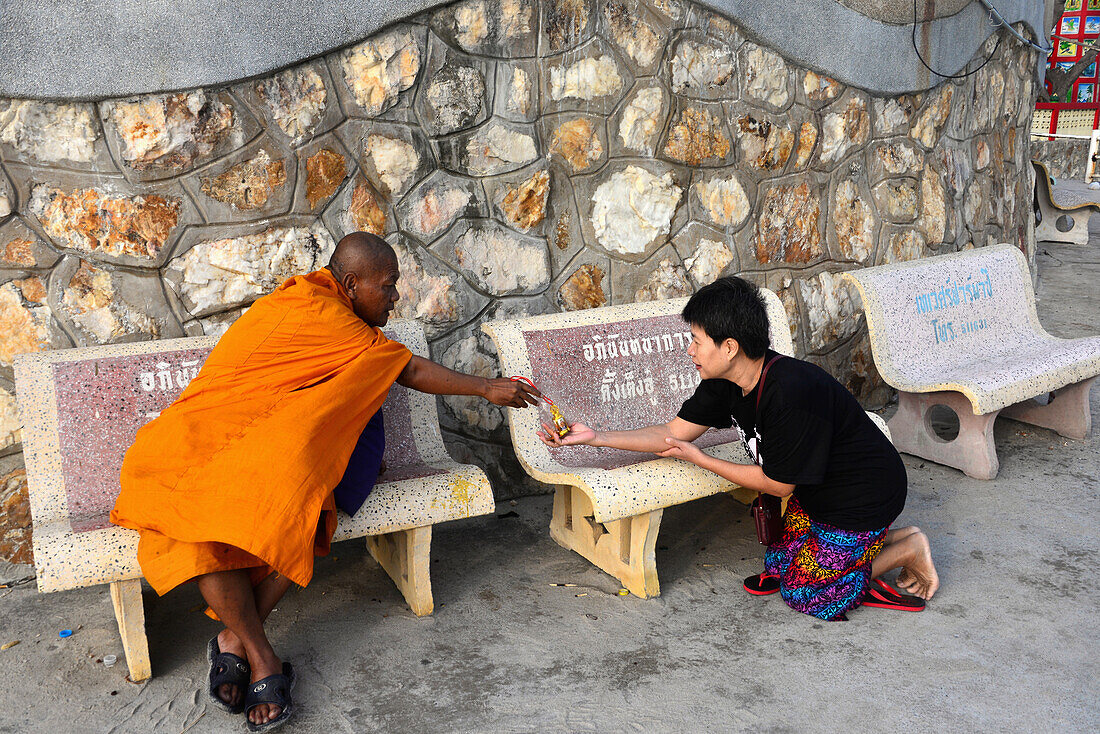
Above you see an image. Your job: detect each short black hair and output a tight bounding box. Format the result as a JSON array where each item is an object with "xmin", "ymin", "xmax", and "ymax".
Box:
[{"xmin": 681, "ymin": 276, "xmax": 770, "ymax": 359}]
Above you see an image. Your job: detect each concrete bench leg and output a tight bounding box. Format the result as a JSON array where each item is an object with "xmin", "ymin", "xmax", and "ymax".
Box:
[
  {"xmin": 1000, "ymin": 377, "xmax": 1096, "ymax": 440},
  {"xmin": 1035, "ymin": 196, "xmax": 1091, "ymax": 246},
  {"xmin": 888, "ymin": 391, "xmax": 1002, "ymax": 480},
  {"xmin": 549, "ymin": 484, "xmax": 663, "ymax": 599},
  {"xmin": 109, "ymin": 579, "xmax": 151, "ymax": 682},
  {"xmin": 366, "ymin": 526, "xmax": 433, "ymax": 616}
]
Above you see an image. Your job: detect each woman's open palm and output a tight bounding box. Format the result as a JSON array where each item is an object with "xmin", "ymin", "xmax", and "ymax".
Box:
[{"xmin": 538, "ymin": 421, "xmax": 595, "ymax": 447}]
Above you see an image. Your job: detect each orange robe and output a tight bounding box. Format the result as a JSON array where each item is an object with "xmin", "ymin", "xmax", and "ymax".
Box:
[{"xmin": 110, "ymin": 269, "xmax": 412, "ymax": 595}]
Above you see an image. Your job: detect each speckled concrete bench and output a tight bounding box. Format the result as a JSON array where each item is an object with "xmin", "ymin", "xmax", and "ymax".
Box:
[
  {"xmin": 1032, "ymin": 160, "xmax": 1100, "ymax": 246},
  {"xmin": 14, "ymin": 319, "xmax": 493, "ymax": 682},
  {"xmin": 481, "ymin": 294, "xmax": 796, "ymax": 598},
  {"xmin": 844, "ymin": 244, "xmax": 1100, "ymax": 480}
]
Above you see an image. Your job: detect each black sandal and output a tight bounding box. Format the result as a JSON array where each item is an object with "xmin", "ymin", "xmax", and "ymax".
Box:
[
  {"xmin": 207, "ymin": 636, "xmax": 251, "ymax": 714},
  {"xmin": 245, "ymin": 662, "xmax": 296, "ymax": 732}
]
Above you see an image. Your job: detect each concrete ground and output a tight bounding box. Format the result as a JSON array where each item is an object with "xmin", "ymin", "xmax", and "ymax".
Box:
[{"xmin": 1, "ymin": 229, "xmax": 1098, "ymax": 733}]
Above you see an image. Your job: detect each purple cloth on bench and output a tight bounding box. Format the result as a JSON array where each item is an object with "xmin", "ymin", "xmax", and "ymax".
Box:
[{"xmin": 333, "ymin": 409, "xmax": 385, "ymax": 515}]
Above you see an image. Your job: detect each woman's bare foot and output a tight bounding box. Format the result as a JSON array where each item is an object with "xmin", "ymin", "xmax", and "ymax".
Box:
[
  {"xmin": 885, "ymin": 525, "xmax": 921, "ymax": 544},
  {"xmin": 215, "ymin": 628, "xmax": 247, "ymax": 710},
  {"xmin": 895, "ymin": 531, "xmax": 940, "ymax": 600}
]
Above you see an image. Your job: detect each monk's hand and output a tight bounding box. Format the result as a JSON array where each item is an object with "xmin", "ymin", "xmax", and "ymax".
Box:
[
  {"xmin": 482, "ymin": 377, "xmax": 541, "ymax": 407},
  {"xmin": 656, "ymin": 437, "xmax": 704, "ymax": 463},
  {"xmin": 538, "ymin": 422, "xmax": 596, "ymax": 448}
]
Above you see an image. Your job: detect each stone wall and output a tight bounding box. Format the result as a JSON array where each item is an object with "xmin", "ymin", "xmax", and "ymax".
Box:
[
  {"xmin": 0, "ymin": 0, "xmax": 1039, "ymax": 563},
  {"xmin": 1031, "ymin": 138, "xmax": 1092, "ymax": 180}
]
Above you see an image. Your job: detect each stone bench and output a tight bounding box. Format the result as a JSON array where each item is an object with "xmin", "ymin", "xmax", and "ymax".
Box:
[
  {"xmin": 1032, "ymin": 160, "xmax": 1100, "ymax": 246},
  {"xmin": 14, "ymin": 319, "xmax": 493, "ymax": 682},
  {"xmin": 843, "ymin": 243, "xmax": 1100, "ymax": 480},
  {"xmin": 481, "ymin": 294, "xmax": 796, "ymax": 599}
]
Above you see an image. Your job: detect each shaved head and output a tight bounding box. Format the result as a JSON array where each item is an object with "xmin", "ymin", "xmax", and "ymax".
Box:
[
  {"xmin": 328, "ymin": 232, "xmax": 397, "ymax": 280},
  {"xmin": 327, "ymin": 231, "xmax": 401, "ymax": 326}
]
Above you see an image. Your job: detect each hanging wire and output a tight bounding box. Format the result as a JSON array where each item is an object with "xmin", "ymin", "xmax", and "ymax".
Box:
[
  {"xmin": 911, "ymin": 0, "xmax": 1002, "ymax": 80},
  {"xmin": 977, "ymin": 0, "xmax": 1053, "ymax": 54}
]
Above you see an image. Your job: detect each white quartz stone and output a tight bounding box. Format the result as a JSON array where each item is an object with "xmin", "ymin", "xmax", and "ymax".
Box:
[{"xmin": 591, "ymin": 166, "xmax": 682, "ymax": 255}]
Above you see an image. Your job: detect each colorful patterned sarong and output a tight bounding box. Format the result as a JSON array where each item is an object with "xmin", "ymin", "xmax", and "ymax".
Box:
[{"xmin": 764, "ymin": 497, "xmax": 888, "ymax": 621}]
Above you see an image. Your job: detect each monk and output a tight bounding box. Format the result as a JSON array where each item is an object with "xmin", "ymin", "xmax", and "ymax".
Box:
[{"xmin": 110, "ymin": 232, "xmax": 538, "ymax": 731}]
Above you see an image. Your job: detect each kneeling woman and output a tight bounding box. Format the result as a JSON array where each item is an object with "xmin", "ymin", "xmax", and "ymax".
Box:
[{"xmin": 538, "ymin": 277, "xmax": 939, "ymax": 621}]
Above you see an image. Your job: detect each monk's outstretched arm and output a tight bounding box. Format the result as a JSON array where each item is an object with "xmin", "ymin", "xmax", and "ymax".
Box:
[{"xmin": 396, "ymin": 355, "xmax": 540, "ymax": 408}]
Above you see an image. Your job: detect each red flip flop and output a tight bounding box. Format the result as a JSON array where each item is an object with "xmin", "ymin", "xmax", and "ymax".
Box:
[
  {"xmin": 862, "ymin": 579, "xmax": 925, "ymax": 611},
  {"xmin": 743, "ymin": 573, "xmax": 781, "ymax": 595},
  {"xmin": 872, "ymin": 578, "xmax": 907, "ymax": 600}
]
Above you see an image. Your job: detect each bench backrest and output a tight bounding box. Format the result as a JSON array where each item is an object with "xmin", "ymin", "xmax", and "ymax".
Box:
[
  {"xmin": 15, "ymin": 319, "xmax": 437, "ymax": 535},
  {"xmin": 1030, "ymin": 160, "xmax": 1100, "ymax": 214},
  {"xmin": 482, "ymin": 291, "xmax": 793, "ymax": 472},
  {"xmin": 843, "ymin": 244, "xmax": 1044, "ymax": 387}
]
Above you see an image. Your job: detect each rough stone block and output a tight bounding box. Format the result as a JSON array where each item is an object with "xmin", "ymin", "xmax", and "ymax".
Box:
[
  {"xmin": 667, "ymin": 32, "xmax": 737, "ymax": 100},
  {"xmin": 396, "ymin": 169, "xmax": 488, "ymax": 244},
  {"xmin": 241, "ymin": 60, "xmax": 342, "ymax": 146},
  {"xmin": 540, "ymin": 0, "xmax": 597, "ymax": 54},
  {"xmin": 182, "ymin": 138, "xmax": 295, "ymax": 222},
  {"xmin": 51, "ymin": 258, "xmax": 182, "ymax": 346},
  {"xmin": 610, "ymin": 82, "xmax": 669, "ymax": 159},
  {"xmin": 542, "ymin": 39, "xmax": 630, "ymax": 115},
  {"xmin": 435, "ymin": 120, "xmax": 539, "ymax": 177},
  {"xmin": 293, "ymin": 136, "xmax": 353, "ymax": 214},
  {"xmin": 659, "ymin": 102, "xmax": 733, "ymax": 168},
  {"xmin": 431, "ymin": 0, "xmax": 538, "ymax": 58},
  {"xmin": 543, "ymin": 114, "xmax": 607, "ymax": 174},
  {"xmin": 0, "ymin": 218, "xmax": 60, "ymax": 272},
  {"xmin": 0, "ymin": 99, "xmax": 116, "ymax": 172},
  {"xmin": 100, "ymin": 90, "xmax": 259, "ymax": 181},
  {"xmin": 493, "ymin": 60, "xmax": 540, "ymax": 123},
  {"xmin": 390, "ymin": 234, "xmax": 489, "ymax": 338},
  {"xmin": 739, "ymin": 41, "xmax": 792, "ymax": 111},
  {"xmin": 165, "ymin": 220, "xmax": 335, "ymax": 318},
  {"xmin": 24, "ymin": 174, "xmax": 198, "ymax": 269},
  {"xmin": 414, "ymin": 35, "xmax": 491, "ymax": 138},
  {"xmin": 338, "ymin": 119, "xmax": 434, "ymax": 199},
  {"xmin": 582, "ymin": 163, "xmax": 685, "ymax": 260},
  {"xmin": 332, "ymin": 25, "xmax": 424, "ymax": 118},
  {"xmin": 433, "ymin": 220, "xmax": 551, "ymax": 297},
  {"xmin": 753, "ymin": 177, "xmax": 825, "ymax": 265}
]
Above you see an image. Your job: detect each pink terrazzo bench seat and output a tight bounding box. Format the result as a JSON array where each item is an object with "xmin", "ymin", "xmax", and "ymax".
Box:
[
  {"xmin": 844, "ymin": 244, "xmax": 1100, "ymax": 479},
  {"xmin": 14, "ymin": 319, "xmax": 493, "ymax": 682}
]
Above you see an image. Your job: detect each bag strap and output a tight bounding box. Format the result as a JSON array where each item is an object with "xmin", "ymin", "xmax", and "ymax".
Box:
[
  {"xmin": 754, "ymin": 354, "xmax": 783, "ymax": 417},
  {"xmin": 751, "ymin": 353, "xmax": 784, "ymax": 497}
]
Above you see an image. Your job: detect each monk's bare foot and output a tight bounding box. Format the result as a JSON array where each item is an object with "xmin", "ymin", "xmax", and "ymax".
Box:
[
  {"xmin": 215, "ymin": 628, "xmax": 247, "ymax": 710},
  {"xmin": 895, "ymin": 531, "xmax": 940, "ymax": 600},
  {"xmin": 247, "ymin": 651, "xmax": 284, "ymax": 726}
]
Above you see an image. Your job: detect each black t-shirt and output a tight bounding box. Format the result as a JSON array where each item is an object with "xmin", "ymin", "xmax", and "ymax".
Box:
[{"xmin": 677, "ymin": 350, "xmax": 906, "ymax": 531}]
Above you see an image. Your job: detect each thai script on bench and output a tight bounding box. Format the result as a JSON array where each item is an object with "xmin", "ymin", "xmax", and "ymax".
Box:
[
  {"xmin": 912, "ymin": 267, "xmax": 996, "ymax": 345},
  {"xmin": 913, "ymin": 267, "xmax": 994, "ymax": 315},
  {"xmin": 139, "ymin": 360, "xmax": 201, "ymax": 392},
  {"xmin": 583, "ymin": 330, "xmax": 693, "ymax": 363},
  {"xmin": 599, "ymin": 367, "xmax": 700, "ymax": 404},
  {"xmin": 930, "ymin": 316, "xmax": 990, "ymax": 344},
  {"xmin": 601, "ymin": 367, "xmax": 656, "ymax": 404}
]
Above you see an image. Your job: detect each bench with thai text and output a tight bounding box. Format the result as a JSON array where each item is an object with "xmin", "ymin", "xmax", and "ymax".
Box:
[
  {"xmin": 1032, "ymin": 160, "xmax": 1100, "ymax": 246},
  {"xmin": 14, "ymin": 319, "xmax": 493, "ymax": 682},
  {"xmin": 843, "ymin": 243, "xmax": 1100, "ymax": 479},
  {"xmin": 481, "ymin": 295, "xmax": 795, "ymax": 598}
]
